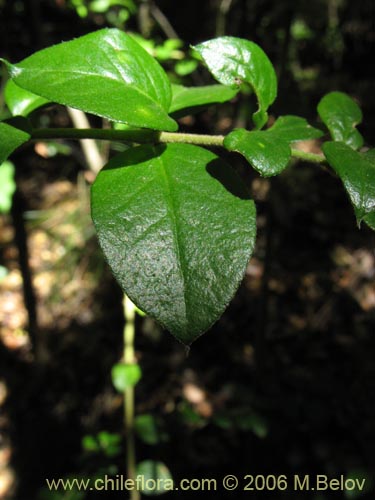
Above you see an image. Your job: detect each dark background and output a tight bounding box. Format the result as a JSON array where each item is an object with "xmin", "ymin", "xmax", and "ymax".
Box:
[{"xmin": 0, "ymin": 1, "xmax": 375, "ymax": 499}]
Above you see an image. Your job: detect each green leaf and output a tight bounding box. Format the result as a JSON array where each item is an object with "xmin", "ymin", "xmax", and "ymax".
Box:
[
  {"xmin": 323, "ymin": 141, "xmax": 375, "ymax": 221},
  {"xmin": 3, "ymin": 29, "xmax": 177, "ymax": 132},
  {"xmin": 225, "ymin": 116, "xmax": 323, "ymax": 176},
  {"xmin": 193, "ymin": 36, "xmax": 277, "ymax": 128},
  {"xmin": 135, "ymin": 414, "xmax": 163, "ymax": 445},
  {"xmin": 363, "ymin": 211, "xmax": 375, "ymax": 231},
  {"xmin": 111, "ymin": 362, "xmax": 142, "ymax": 392},
  {"xmin": 5, "ymin": 80, "xmax": 49, "ymax": 117},
  {"xmin": 364, "ymin": 149, "xmax": 375, "ymax": 161},
  {"xmin": 0, "ymin": 161, "xmax": 16, "ymax": 213},
  {"xmin": 267, "ymin": 115, "xmax": 323, "ymax": 142},
  {"xmin": 82, "ymin": 435, "xmax": 100, "ymax": 452},
  {"xmin": 97, "ymin": 431, "xmax": 122, "ymax": 457},
  {"xmin": 235, "ymin": 413, "xmax": 268, "ymax": 438},
  {"xmin": 174, "ymin": 59, "xmax": 198, "ymax": 76},
  {"xmin": 225, "ymin": 128, "xmax": 290, "ymax": 176},
  {"xmin": 0, "ymin": 120, "xmax": 30, "ymax": 165},
  {"xmin": 91, "ymin": 143, "xmax": 256, "ymax": 345},
  {"xmin": 362, "ymin": 150, "xmax": 375, "ymax": 231},
  {"xmin": 170, "ymin": 84, "xmax": 238, "ymax": 115},
  {"xmin": 317, "ymin": 91, "xmax": 364, "ymax": 149},
  {"xmin": 136, "ymin": 461, "xmax": 174, "ymax": 496}
]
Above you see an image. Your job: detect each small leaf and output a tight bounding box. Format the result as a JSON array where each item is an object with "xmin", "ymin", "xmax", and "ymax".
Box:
[
  {"xmin": 268, "ymin": 115, "xmax": 323, "ymax": 142},
  {"xmin": 224, "ymin": 128, "xmax": 291, "ymax": 176},
  {"xmin": 135, "ymin": 414, "xmax": 163, "ymax": 445},
  {"xmin": 193, "ymin": 36, "xmax": 277, "ymax": 128},
  {"xmin": 3, "ymin": 29, "xmax": 177, "ymax": 131},
  {"xmin": 0, "ymin": 120, "xmax": 30, "ymax": 165},
  {"xmin": 97, "ymin": 431, "xmax": 122, "ymax": 457},
  {"xmin": 5, "ymin": 80, "xmax": 49, "ymax": 117},
  {"xmin": 91, "ymin": 144, "xmax": 256, "ymax": 344},
  {"xmin": 235, "ymin": 413, "xmax": 268, "ymax": 438},
  {"xmin": 174, "ymin": 59, "xmax": 198, "ymax": 76},
  {"xmin": 170, "ymin": 84, "xmax": 237, "ymax": 115},
  {"xmin": 323, "ymin": 141, "xmax": 375, "ymax": 221},
  {"xmin": 317, "ymin": 91, "xmax": 363, "ymax": 149},
  {"xmin": 82, "ymin": 435, "xmax": 100, "ymax": 452},
  {"xmin": 111, "ymin": 362, "xmax": 142, "ymax": 392},
  {"xmin": 136, "ymin": 461, "xmax": 174, "ymax": 496},
  {"xmin": 225, "ymin": 117, "xmax": 323, "ymax": 176},
  {"xmin": 0, "ymin": 161, "xmax": 16, "ymax": 213}
]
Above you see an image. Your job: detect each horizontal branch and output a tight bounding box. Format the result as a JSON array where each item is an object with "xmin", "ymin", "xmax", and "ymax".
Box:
[
  {"xmin": 291, "ymin": 148, "xmax": 325, "ymax": 164},
  {"xmin": 31, "ymin": 128, "xmax": 225, "ymax": 147},
  {"xmin": 31, "ymin": 127, "xmax": 326, "ymax": 163},
  {"xmin": 31, "ymin": 127, "xmax": 159, "ymax": 143}
]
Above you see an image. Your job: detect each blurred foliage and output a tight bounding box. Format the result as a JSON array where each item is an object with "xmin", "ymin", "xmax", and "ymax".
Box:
[
  {"xmin": 82, "ymin": 431, "xmax": 122, "ymax": 458},
  {"xmin": 136, "ymin": 460, "xmax": 173, "ymax": 496},
  {"xmin": 0, "ymin": 160, "xmax": 16, "ymax": 213},
  {"xmin": 66, "ymin": 0, "xmax": 137, "ymax": 27}
]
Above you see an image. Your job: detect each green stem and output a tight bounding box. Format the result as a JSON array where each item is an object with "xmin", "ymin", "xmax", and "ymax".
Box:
[
  {"xmin": 31, "ymin": 127, "xmax": 159, "ymax": 143},
  {"xmin": 160, "ymin": 131, "xmax": 225, "ymax": 146},
  {"xmin": 31, "ymin": 127, "xmax": 326, "ymax": 163},
  {"xmin": 31, "ymin": 127, "xmax": 225, "ymax": 147},
  {"xmin": 291, "ymin": 148, "xmax": 325, "ymax": 164},
  {"xmin": 122, "ymin": 295, "xmax": 140, "ymax": 500}
]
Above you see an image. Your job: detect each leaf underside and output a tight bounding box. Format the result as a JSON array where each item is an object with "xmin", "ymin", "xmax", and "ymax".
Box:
[{"xmin": 91, "ymin": 143, "xmax": 256, "ymax": 344}]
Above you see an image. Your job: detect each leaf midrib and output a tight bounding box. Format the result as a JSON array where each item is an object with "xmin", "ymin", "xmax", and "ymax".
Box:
[{"xmin": 156, "ymin": 154, "xmax": 189, "ymax": 326}]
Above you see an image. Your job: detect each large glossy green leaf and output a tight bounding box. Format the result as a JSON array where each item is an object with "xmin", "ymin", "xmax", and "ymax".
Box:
[
  {"xmin": 193, "ymin": 36, "xmax": 277, "ymax": 128},
  {"xmin": 170, "ymin": 84, "xmax": 238, "ymax": 115},
  {"xmin": 0, "ymin": 120, "xmax": 30, "ymax": 165},
  {"xmin": 323, "ymin": 141, "xmax": 375, "ymax": 221},
  {"xmin": 317, "ymin": 91, "xmax": 363, "ymax": 149},
  {"xmin": 5, "ymin": 80, "xmax": 49, "ymax": 117},
  {"xmin": 224, "ymin": 116, "xmax": 322, "ymax": 176},
  {"xmin": 91, "ymin": 143, "xmax": 256, "ymax": 344},
  {"xmin": 2, "ymin": 29, "xmax": 177, "ymax": 131}
]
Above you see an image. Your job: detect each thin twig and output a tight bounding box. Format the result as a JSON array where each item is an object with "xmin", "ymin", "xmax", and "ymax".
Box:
[
  {"xmin": 216, "ymin": 0, "xmax": 234, "ymax": 36},
  {"xmin": 149, "ymin": 2, "xmax": 179, "ymax": 40},
  {"xmin": 123, "ymin": 295, "xmax": 140, "ymax": 500},
  {"xmin": 67, "ymin": 108, "xmax": 104, "ymax": 175}
]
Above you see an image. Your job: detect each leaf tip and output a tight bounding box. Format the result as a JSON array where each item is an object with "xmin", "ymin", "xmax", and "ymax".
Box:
[{"xmin": 2, "ymin": 61, "xmax": 22, "ymax": 79}]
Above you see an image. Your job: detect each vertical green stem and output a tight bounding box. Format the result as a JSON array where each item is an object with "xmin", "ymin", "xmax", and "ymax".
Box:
[{"xmin": 122, "ymin": 295, "xmax": 140, "ymax": 500}]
